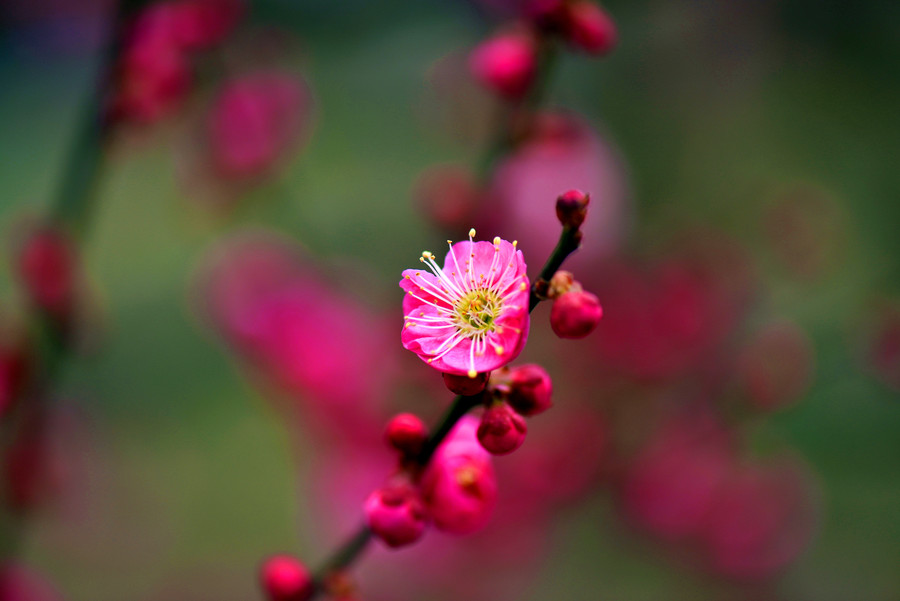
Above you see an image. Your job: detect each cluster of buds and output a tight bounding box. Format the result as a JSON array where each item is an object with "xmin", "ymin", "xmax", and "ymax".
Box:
[
  {"xmin": 469, "ymin": 0, "xmax": 617, "ymax": 100},
  {"xmin": 107, "ymin": 0, "xmax": 244, "ymax": 125},
  {"xmin": 474, "ymin": 363, "xmax": 553, "ymax": 454}
]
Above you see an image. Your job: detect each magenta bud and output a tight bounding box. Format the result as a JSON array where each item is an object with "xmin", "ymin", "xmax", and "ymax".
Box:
[
  {"xmin": 477, "ymin": 403, "xmax": 527, "ymax": 455},
  {"xmin": 260, "ymin": 555, "xmax": 312, "ymax": 601},
  {"xmin": 564, "ymin": 2, "xmax": 618, "ymax": 56},
  {"xmin": 364, "ymin": 483, "xmax": 429, "ymax": 548},
  {"xmin": 469, "ymin": 33, "xmax": 537, "ymax": 99},
  {"xmin": 384, "ymin": 413, "xmax": 428, "ymax": 457},
  {"xmin": 551, "ymin": 290, "xmax": 603, "ymax": 339},
  {"xmin": 555, "ymin": 189, "xmax": 590, "ymax": 229},
  {"xmin": 443, "ymin": 371, "xmax": 489, "ymax": 396},
  {"xmin": 505, "ymin": 364, "xmax": 553, "ymax": 416},
  {"xmin": 16, "ymin": 227, "xmax": 77, "ymax": 320}
]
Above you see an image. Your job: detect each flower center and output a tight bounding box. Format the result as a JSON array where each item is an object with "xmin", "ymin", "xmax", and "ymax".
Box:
[{"xmin": 454, "ymin": 288, "xmax": 501, "ymax": 335}]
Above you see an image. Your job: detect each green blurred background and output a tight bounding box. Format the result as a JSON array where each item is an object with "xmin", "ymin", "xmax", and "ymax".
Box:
[{"xmin": 1, "ymin": 0, "xmax": 899, "ymax": 599}]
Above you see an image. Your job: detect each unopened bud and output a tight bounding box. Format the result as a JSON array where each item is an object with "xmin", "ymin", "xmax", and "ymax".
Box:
[
  {"xmin": 364, "ymin": 482, "xmax": 429, "ymax": 548},
  {"xmin": 443, "ymin": 371, "xmax": 489, "ymax": 396},
  {"xmin": 16, "ymin": 226, "xmax": 77, "ymax": 320},
  {"xmin": 505, "ymin": 364, "xmax": 553, "ymax": 416},
  {"xmin": 385, "ymin": 413, "xmax": 428, "ymax": 457},
  {"xmin": 563, "ymin": 2, "xmax": 618, "ymax": 56},
  {"xmin": 551, "ymin": 290, "xmax": 603, "ymax": 339},
  {"xmin": 477, "ymin": 402, "xmax": 527, "ymax": 455},
  {"xmin": 260, "ymin": 554, "xmax": 312, "ymax": 601},
  {"xmin": 469, "ymin": 33, "xmax": 537, "ymax": 99},
  {"xmin": 555, "ymin": 189, "xmax": 590, "ymax": 229}
]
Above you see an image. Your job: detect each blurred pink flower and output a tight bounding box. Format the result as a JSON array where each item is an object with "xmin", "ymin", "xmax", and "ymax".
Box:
[
  {"xmin": 592, "ymin": 232, "xmax": 756, "ymax": 381},
  {"xmin": 420, "ymin": 416, "xmax": 498, "ymax": 534},
  {"xmin": 0, "ymin": 563, "xmax": 63, "ymax": 601},
  {"xmin": 195, "ymin": 232, "xmax": 395, "ymax": 438},
  {"xmin": 736, "ymin": 318, "xmax": 814, "ymax": 411},
  {"xmin": 207, "ymin": 71, "xmax": 312, "ymax": 180},
  {"xmin": 486, "ymin": 112, "xmax": 630, "ymax": 270},
  {"xmin": 400, "ymin": 232, "xmax": 529, "ymax": 378},
  {"xmin": 700, "ymin": 458, "xmax": 819, "ymax": 580},
  {"xmin": 469, "ymin": 32, "xmax": 537, "ymax": 100},
  {"xmin": 621, "ymin": 410, "xmax": 735, "ymax": 541}
]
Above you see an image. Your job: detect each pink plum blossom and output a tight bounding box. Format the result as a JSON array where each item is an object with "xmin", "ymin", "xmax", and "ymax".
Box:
[{"xmin": 400, "ymin": 230, "xmax": 530, "ymax": 379}]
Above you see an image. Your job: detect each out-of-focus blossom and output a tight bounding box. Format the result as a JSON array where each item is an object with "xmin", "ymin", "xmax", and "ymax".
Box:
[
  {"xmin": 194, "ymin": 232, "xmax": 395, "ymax": 438},
  {"xmin": 178, "ymin": 70, "xmax": 314, "ymax": 209},
  {"xmin": 260, "ymin": 555, "xmax": 312, "ymax": 601},
  {"xmin": 592, "ymin": 232, "xmax": 755, "ymax": 381},
  {"xmin": 0, "ymin": 563, "xmax": 64, "ymax": 601},
  {"xmin": 469, "ymin": 32, "xmax": 537, "ymax": 100},
  {"xmin": 207, "ymin": 72, "xmax": 312, "ymax": 179},
  {"xmin": 108, "ymin": 0, "xmax": 244, "ymax": 126},
  {"xmin": 421, "ymin": 417, "xmax": 498, "ymax": 534},
  {"xmin": 621, "ymin": 411, "xmax": 735, "ymax": 540},
  {"xmin": 15, "ymin": 224, "xmax": 78, "ymax": 324},
  {"xmin": 860, "ymin": 302, "xmax": 900, "ymax": 392},
  {"xmin": 0, "ymin": 326, "xmax": 29, "ymax": 420},
  {"xmin": 736, "ymin": 319, "xmax": 814, "ymax": 411},
  {"xmin": 412, "ymin": 165, "xmax": 483, "ymax": 233},
  {"xmin": 764, "ymin": 184, "xmax": 845, "ymax": 282},
  {"xmin": 108, "ymin": 21, "xmax": 191, "ymax": 125},
  {"xmin": 561, "ymin": 1, "xmax": 617, "ymax": 55},
  {"xmin": 700, "ymin": 458, "xmax": 819, "ymax": 580},
  {"xmin": 400, "ymin": 232, "xmax": 529, "ymax": 379},
  {"xmin": 486, "ymin": 112, "xmax": 630, "ymax": 268}
]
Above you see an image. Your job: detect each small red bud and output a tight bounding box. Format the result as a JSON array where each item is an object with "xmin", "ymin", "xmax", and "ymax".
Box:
[
  {"xmin": 443, "ymin": 371, "xmax": 489, "ymax": 396},
  {"xmin": 260, "ymin": 555, "xmax": 313, "ymax": 601},
  {"xmin": 555, "ymin": 189, "xmax": 590, "ymax": 229},
  {"xmin": 16, "ymin": 226, "xmax": 77, "ymax": 320},
  {"xmin": 477, "ymin": 402, "xmax": 527, "ymax": 455},
  {"xmin": 385, "ymin": 413, "xmax": 427, "ymax": 457},
  {"xmin": 364, "ymin": 483, "xmax": 429, "ymax": 548},
  {"xmin": 550, "ymin": 290, "xmax": 603, "ymax": 339},
  {"xmin": 469, "ymin": 33, "xmax": 537, "ymax": 99},
  {"xmin": 505, "ymin": 364, "xmax": 553, "ymax": 416},
  {"xmin": 563, "ymin": 2, "xmax": 618, "ymax": 56}
]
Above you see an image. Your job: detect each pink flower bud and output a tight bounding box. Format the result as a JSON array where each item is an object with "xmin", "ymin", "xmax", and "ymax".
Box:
[
  {"xmin": 442, "ymin": 371, "xmax": 489, "ymax": 396},
  {"xmin": 364, "ymin": 483, "xmax": 429, "ymax": 548},
  {"xmin": 421, "ymin": 417, "xmax": 498, "ymax": 534},
  {"xmin": 16, "ymin": 227, "xmax": 77, "ymax": 321},
  {"xmin": 385, "ymin": 413, "xmax": 427, "ymax": 457},
  {"xmin": 563, "ymin": 2, "xmax": 617, "ymax": 56},
  {"xmin": 550, "ymin": 290, "xmax": 603, "ymax": 339},
  {"xmin": 555, "ymin": 189, "xmax": 590, "ymax": 229},
  {"xmin": 477, "ymin": 402, "xmax": 527, "ymax": 455},
  {"xmin": 469, "ymin": 33, "xmax": 537, "ymax": 99},
  {"xmin": 505, "ymin": 364, "xmax": 553, "ymax": 416},
  {"xmin": 108, "ymin": 26, "xmax": 190, "ymax": 125},
  {"xmin": 260, "ymin": 555, "xmax": 313, "ymax": 601}
]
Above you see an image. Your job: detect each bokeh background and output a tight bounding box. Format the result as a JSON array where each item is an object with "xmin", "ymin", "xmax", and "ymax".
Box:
[{"xmin": 1, "ymin": 0, "xmax": 899, "ymax": 599}]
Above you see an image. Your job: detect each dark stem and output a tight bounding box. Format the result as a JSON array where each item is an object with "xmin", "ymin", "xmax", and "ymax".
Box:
[
  {"xmin": 474, "ymin": 36, "xmax": 560, "ymax": 185},
  {"xmin": 529, "ymin": 226, "xmax": 581, "ymax": 311}
]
